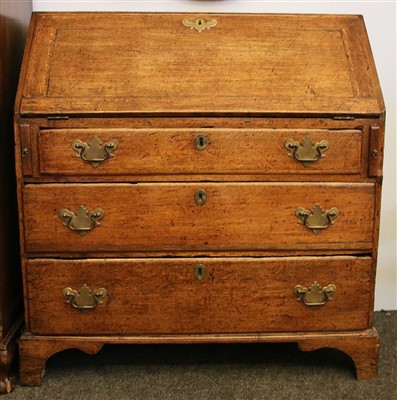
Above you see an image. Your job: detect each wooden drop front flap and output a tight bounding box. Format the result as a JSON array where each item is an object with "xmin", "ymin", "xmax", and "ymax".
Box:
[{"xmin": 14, "ymin": 12, "xmax": 384, "ymax": 384}]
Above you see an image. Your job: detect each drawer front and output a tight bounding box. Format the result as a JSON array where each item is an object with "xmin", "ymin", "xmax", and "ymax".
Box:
[
  {"xmin": 26, "ymin": 257, "xmax": 373, "ymax": 335},
  {"xmin": 37, "ymin": 128, "xmax": 362, "ymax": 176},
  {"xmin": 23, "ymin": 183, "xmax": 374, "ymax": 254}
]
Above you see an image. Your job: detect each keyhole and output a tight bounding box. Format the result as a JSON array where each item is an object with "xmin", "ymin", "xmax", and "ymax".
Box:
[
  {"xmin": 195, "ymin": 135, "xmax": 207, "ymax": 150},
  {"xmin": 194, "ymin": 264, "xmax": 206, "ymax": 281},
  {"xmin": 194, "ymin": 189, "xmax": 207, "ymax": 206}
]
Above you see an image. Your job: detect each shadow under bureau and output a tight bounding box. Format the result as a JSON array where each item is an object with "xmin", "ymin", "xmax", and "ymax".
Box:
[{"xmin": 14, "ymin": 12, "xmax": 385, "ymax": 384}]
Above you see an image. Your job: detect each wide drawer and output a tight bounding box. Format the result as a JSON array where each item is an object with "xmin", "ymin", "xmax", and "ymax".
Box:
[
  {"xmin": 23, "ymin": 183, "xmax": 375, "ymax": 254},
  {"xmin": 26, "ymin": 256, "xmax": 373, "ymax": 335},
  {"xmin": 37, "ymin": 128, "xmax": 363, "ymax": 176}
]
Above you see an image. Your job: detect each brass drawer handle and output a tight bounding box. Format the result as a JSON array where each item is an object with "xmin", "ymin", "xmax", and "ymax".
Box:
[
  {"xmin": 194, "ymin": 264, "xmax": 206, "ymax": 281},
  {"xmin": 194, "ymin": 189, "xmax": 207, "ymax": 206},
  {"xmin": 296, "ymin": 204, "xmax": 339, "ymax": 235},
  {"xmin": 285, "ymin": 136, "xmax": 329, "ymax": 167},
  {"xmin": 294, "ymin": 282, "xmax": 336, "ymax": 306},
  {"xmin": 72, "ymin": 136, "xmax": 118, "ymax": 168},
  {"xmin": 63, "ymin": 284, "xmax": 107, "ymax": 310},
  {"xmin": 195, "ymin": 135, "xmax": 208, "ymax": 151},
  {"xmin": 59, "ymin": 205, "xmax": 104, "ymax": 236},
  {"xmin": 182, "ymin": 18, "xmax": 217, "ymax": 33}
]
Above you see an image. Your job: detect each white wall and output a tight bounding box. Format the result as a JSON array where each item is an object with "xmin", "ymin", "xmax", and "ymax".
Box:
[{"xmin": 32, "ymin": 0, "xmax": 397, "ymax": 311}]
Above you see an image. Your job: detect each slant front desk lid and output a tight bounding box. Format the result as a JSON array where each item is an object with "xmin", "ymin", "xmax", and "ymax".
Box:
[{"xmin": 17, "ymin": 13, "xmax": 384, "ymax": 117}]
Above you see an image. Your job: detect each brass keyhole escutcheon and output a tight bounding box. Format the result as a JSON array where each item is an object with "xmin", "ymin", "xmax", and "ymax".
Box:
[
  {"xmin": 194, "ymin": 264, "xmax": 206, "ymax": 281},
  {"xmin": 194, "ymin": 189, "xmax": 207, "ymax": 206},
  {"xmin": 182, "ymin": 18, "xmax": 217, "ymax": 33},
  {"xmin": 195, "ymin": 135, "xmax": 208, "ymax": 151}
]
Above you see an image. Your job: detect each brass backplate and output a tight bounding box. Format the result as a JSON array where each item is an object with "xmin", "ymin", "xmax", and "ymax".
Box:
[
  {"xmin": 285, "ymin": 136, "xmax": 329, "ymax": 167},
  {"xmin": 296, "ymin": 204, "xmax": 339, "ymax": 235},
  {"xmin": 72, "ymin": 136, "xmax": 118, "ymax": 168},
  {"xmin": 59, "ymin": 205, "xmax": 104, "ymax": 236},
  {"xmin": 294, "ymin": 282, "xmax": 336, "ymax": 306},
  {"xmin": 63, "ymin": 284, "xmax": 107, "ymax": 310}
]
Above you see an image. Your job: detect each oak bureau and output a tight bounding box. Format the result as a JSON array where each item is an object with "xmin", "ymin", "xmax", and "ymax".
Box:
[{"xmin": 15, "ymin": 13, "xmax": 385, "ymax": 384}]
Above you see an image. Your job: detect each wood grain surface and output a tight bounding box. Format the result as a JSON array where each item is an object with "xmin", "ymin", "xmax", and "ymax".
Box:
[
  {"xmin": 14, "ymin": 12, "xmax": 385, "ymax": 383},
  {"xmin": 25, "ymin": 256, "xmax": 373, "ymax": 335},
  {"xmin": 17, "ymin": 13, "xmax": 384, "ymax": 116},
  {"xmin": 36, "ymin": 128, "xmax": 363, "ymax": 177},
  {"xmin": 22, "ymin": 182, "xmax": 375, "ymax": 254},
  {"xmin": 18, "ymin": 328, "xmax": 379, "ymax": 385}
]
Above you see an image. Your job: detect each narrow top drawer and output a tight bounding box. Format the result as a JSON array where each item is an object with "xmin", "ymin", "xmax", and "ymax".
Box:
[{"xmin": 35, "ymin": 128, "xmax": 363, "ymax": 178}]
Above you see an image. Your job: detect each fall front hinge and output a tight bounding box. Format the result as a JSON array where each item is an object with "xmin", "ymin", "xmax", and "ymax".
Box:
[
  {"xmin": 47, "ymin": 116, "xmax": 69, "ymax": 120},
  {"xmin": 333, "ymin": 116, "xmax": 355, "ymax": 120}
]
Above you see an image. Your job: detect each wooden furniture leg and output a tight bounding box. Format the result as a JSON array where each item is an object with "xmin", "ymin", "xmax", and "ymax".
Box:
[
  {"xmin": 298, "ymin": 328, "xmax": 380, "ymax": 380},
  {"xmin": 19, "ymin": 333, "xmax": 104, "ymax": 386},
  {"xmin": 19, "ymin": 329, "xmax": 379, "ymax": 385},
  {"xmin": 0, "ymin": 342, "xmax": 16, "ymax": 394}
]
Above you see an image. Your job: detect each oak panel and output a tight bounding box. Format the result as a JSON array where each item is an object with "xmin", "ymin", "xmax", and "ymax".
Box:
[
  {"xmin": 19, "ymin": 13, "xmax": 383, "ymax": 116},
  {"xmin": 37, "ymin": 128, "xmax": 363, "ymax": 176},
  {"xmin": 26, "ymin": 256, "xmax": 373, "ymax": 335},
  {"xmin": 23, "ymin": 182, "xmax": 374, "ymax": 254}
]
